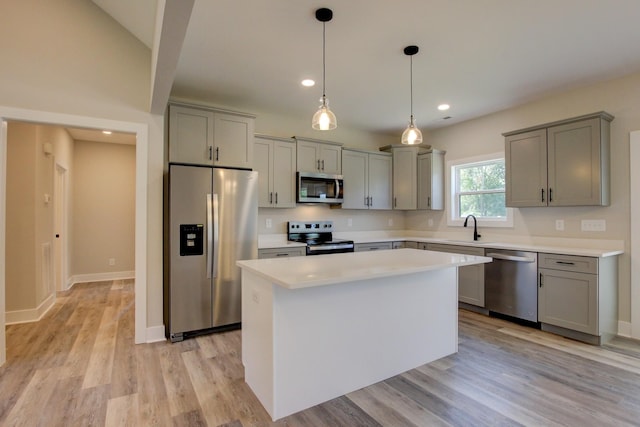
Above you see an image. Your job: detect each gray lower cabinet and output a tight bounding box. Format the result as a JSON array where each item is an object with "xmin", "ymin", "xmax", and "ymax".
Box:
[
  {"xmin": 425, "ymin": 243, "xmax": 486, "ymax": 307},
  {"xmin": 354, "ymin": 242, "xmax": 393, "ymax": 252},
  {"xmin": 538, "ymin": 253, "xmax": 617, "ymax": 344},
  {"xmin": 258, "ymin": 247, "xmax": 306, "ymax": 259}
]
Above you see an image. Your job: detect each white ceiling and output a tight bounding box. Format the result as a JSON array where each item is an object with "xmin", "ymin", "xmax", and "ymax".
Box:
[
  {"xmin": 66, "ymin": 127, "xmax": 135, "ymax": 145},
  {"xmin": 97, "ymin": 0, "xmax": 640, "ymax": 136}
]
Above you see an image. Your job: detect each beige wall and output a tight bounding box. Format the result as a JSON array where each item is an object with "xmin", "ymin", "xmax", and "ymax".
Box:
[
  {"xmin": 0, "ymin": 0, "xmax": 165, "ymax": 330},
  {"xmin": 406, "ymin": 72, "xmax": 640, "ymax": 323},
  {"xmin": 6, "ymin": 122, "xmax": 55, "ymax": 311},
  {"xmin": 73, "ymin": 141, "xmax": 135, "ymax": 276}
]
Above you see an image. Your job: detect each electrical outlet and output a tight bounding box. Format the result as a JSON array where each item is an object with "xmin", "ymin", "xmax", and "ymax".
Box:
[
  {"xmin": 388, "ymin": 218, "xmax": 394, "ymax": 226},
  {"xmin": 266, "ymin": 218, "xmax": 272, "ymax": 228},
  {"xmin": 347, "ymin": 218, "xmax": 353, "ymax": 227},
  {"xmin": 109, "ymin": 258, "xmax": 116, "ymax": 266},
  {"xmin": 555, "ymin": 219, "xmax": 564, "ymax": 231},
  {"xmin": 428, "ymin": 219, "xmax": 434, "ymax": 227},
  {"xmin": 581, "ymin": 219, "xmax": 606, "ymax": 232}
]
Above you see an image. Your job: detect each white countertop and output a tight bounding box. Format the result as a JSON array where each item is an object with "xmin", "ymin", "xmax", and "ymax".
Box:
[
  {"xmin": 258, "ymin": 232, "xmax": 623, "ymax": 258},
  {"xmin": 238, "ymin": 248, "xmax": 492, "ymax": 289}
]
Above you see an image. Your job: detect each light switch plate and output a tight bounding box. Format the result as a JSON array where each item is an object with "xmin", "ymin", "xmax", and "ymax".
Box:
[
  {"xmin": 265, "ymin": 218, "xmax": 272, "ymax": 228},
  {"xmin": 555, "ymin": 219, "xmax": 564, "ymax": 231},
  {"xmin": 581, "ymin": 219, "xmax": 606, "ymax": 232},
  {"xmin": 347, "ymin": 218, "xmax": 353, "ymax": 227}
]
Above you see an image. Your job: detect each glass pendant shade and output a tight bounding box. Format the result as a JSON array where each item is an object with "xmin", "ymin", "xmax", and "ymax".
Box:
[
  {"xmin": 312, "ymin": 95, "xmax": 337, "ymax": 130},
  {"xmin": 401, "ymin": 116, "xmax": 423, "ymax": 145}
]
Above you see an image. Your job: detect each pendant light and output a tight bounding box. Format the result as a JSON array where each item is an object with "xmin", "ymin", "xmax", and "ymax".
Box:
[
  {"xmin": 312, "ymin": 7, "xmax": 337, "ymax": 130},
  {"xmin": 401, "ymin": 45, "xmax": 423, "ymax": 145}
]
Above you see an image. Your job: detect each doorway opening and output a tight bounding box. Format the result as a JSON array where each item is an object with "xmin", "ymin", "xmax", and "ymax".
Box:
[{"xmin": 0, "ymin": 107, "xmax": 149, "ymax": 366}]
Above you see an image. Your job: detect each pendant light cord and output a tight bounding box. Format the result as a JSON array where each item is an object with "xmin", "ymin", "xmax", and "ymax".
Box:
[
  {"xmin": 410, "ymin": 54, "xmax": 413, "ymax": 118},
  {"xmin": 322, "ymin": 21, "xmax": 327, "ymax": 98}
]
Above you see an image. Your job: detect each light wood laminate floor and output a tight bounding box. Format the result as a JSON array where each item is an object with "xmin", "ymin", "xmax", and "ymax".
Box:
[{"xmin": 2, "ymin": 280, "xmax": 640, "ymax": 426}]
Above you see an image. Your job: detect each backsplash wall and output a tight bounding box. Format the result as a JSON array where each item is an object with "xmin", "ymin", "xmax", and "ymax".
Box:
[{"xmin": 258, "ymin": 206, "xmax": 406, "ymax": 235}]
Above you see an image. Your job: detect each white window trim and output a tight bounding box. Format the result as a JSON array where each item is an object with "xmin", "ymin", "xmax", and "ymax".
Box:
[{"xmin": 446, "ymin": 152, "xmax": 514, "ymax": 228}]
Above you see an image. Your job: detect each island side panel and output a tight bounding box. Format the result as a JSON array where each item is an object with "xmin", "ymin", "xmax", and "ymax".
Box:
[
  {"xmin": 271, "ymin": 267, "xmax": 458, "ymax": 420},
  {"xmin": 241, "ymin": 270, "xmax": 275, "ymax": 416}
]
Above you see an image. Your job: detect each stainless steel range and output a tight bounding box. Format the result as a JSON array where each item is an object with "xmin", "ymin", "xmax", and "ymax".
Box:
[{"xmin": 287, "ymin": 221, "xmax": 354, "ymax": 255}]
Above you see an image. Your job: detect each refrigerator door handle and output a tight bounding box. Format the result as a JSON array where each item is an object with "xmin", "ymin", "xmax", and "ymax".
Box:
[
  {"xmin": 212, "ymin": 193, "xmax": 220, "ymax": 278},
  {"xmin": 206, "ymin": 193, "xmax": 213, "ymax": 279}
]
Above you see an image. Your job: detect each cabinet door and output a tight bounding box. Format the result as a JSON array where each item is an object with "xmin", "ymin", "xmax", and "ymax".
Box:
[
  {"xmin": 319, "ymin": 144, "xmax": 342, "ymax": 174},
  {"xmin": 418, "ymin": 152, "xmax": 444, "ymax": 210},
  {"xmin": 539, "ymin": 268, "xmax": 598, "ymax": 335},
  {"xmin": 368, "ymin": 153, "xmax": 392, "ymax": 210},
  {"xmin": 296, "ymin": 140, "xmax": 320, "ymax": 172},
  {"xmin": 392, "ymin": 147, "xmax": 417, "ymax": 210},
  {"xmin": 547, "ymin": 117, "xmax": 604, "ymax": 206},
  {"xmin": 254, "ymin": 138, "xmax": 273, "ymax": 207},
  {"xmin": 213, "ymin": 113, "xmax": 254, "ymax": 169},
  {"xmin": 505, "ymin": 129, "xmax": 547, "ymax": 207},
  {"xmin": 169, "ymin": 105, "xmax": 215, "ymax": 165},
  {"xmin": 272, "ymin": 141, "xmax": 296, "ymax": 208},
  {"xmin": 341, "ymin": 150, "xmax": 368, "ymax": 209}
]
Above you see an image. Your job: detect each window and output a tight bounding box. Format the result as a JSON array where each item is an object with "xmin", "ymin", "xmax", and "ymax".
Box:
[{"xmin": 448, "ymin": 153, "xmax": 513, "ymax": 227}]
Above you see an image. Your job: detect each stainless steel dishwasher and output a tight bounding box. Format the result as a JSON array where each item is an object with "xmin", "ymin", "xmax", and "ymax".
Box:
[{"xmin": 484, "ymin": 249, "xmax": 538, "ymax": 322}]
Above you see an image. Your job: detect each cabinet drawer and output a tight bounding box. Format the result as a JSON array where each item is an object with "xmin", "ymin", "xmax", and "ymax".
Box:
[
  {"xmin": 538, "ymin": 253, "xmax": 597, "ymax": 274},
  {"xmin": 258, "ymin": 247, "xmax": 305, "ymax": 259},
  {"xmin": 426, "ymin": 243, "xmax": 485, "ymax": 256},
  {"xmin": 354, "ymin": 242, "xmax": 393, "ymax": 252}
]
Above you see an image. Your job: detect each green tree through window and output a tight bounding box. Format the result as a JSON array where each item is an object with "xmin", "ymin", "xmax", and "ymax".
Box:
[{"xmin": 455, "ymin": 160, "xmax": 506, "ymax": 218}]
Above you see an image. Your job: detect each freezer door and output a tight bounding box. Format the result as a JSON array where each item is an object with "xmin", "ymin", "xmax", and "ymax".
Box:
[
  {"xmin": 169, "ymin": 164, "xmax": 213, "ymax": 334},
  {"xmin": 212, "ymin": 168, "xmax": 258, "ymax": 327}
]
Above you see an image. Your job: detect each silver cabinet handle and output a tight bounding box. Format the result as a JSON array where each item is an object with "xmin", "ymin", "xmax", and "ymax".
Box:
[
  {"xmin": 275, "ymin": 253, "xmax": 290, "ymax": 257},
  {"xmin": 206, "ymin": 194, "xmax": 213, "ymax": 278},
  {"xmin": 555, "ymin": 261, "xmax": 575, "ymax": 265},
  {"xmin": 486, "ymin": 253, "xmax": 536, "ymax": 263}
]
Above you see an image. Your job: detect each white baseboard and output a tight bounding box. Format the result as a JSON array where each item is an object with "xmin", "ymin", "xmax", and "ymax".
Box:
[
  {"xmin": 6, "ymin": 292, "xmax": 56, "ymax": 325},
  {"xmin": 618, "ymin": 321, "xmax": 632, "ymax": 337},
  {"xmin": 146, "ymin": 325, "xmax": 167, "ymax": 343},
  {"xmin": 68, "ymin": 271, "xmax": 135, "ymax": 288}
]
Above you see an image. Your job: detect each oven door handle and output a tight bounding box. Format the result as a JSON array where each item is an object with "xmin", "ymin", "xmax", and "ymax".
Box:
[
  {"xmin": 486, "ymin": 253, "xmax": 536, "ymax": 263},
  {"xmin": 335, "ymin": 178, "xmax": 341, "ymax": 199}
]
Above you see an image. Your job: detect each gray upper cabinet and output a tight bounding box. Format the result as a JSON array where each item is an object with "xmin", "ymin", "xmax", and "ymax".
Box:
[
  {"xmin": 417, "ymin": 149, "xmax": 446, "ymax": 210},
  {"xmin": 169, "ymin": 103, "xmax": 255, "ymax": 169},
  {"xmin": 504, "ymin": 112, "xmax": 613, "ymax": 207},
  {"xmin": 380, "ymin": 144, "xmax": 444, "ymax": 211},
  {"xmin": 341, "ymin": 149, "xmax": 392, "ymax": 210},
  {"xmin": 295, "ymin": 137, "xmax": 342, "ymax": 174},
  {"xmin": 254, "ymin": 135, "xmax": 296, "ymax": 208}
]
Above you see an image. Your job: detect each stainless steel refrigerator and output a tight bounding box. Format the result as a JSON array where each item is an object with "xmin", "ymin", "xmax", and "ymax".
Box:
[{"xmin": 164, "ymin": 164, "xmax": 258, "ymax": 342}]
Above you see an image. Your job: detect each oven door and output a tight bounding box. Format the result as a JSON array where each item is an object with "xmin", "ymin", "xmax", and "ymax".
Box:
[{"xmin": 297, "ymin": 172, "xmax": 343, "ymax": 204}]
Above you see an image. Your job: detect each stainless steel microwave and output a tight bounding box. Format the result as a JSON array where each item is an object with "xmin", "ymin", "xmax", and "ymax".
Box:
[{"xmin": 297, "ymin": 172, "xmax": 343, "ymax": 204}]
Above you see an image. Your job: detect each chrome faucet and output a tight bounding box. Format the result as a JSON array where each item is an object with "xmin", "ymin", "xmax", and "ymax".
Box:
[{"xmin": 463, "ymin": 214, "xmax": 481, "ymax": 241}]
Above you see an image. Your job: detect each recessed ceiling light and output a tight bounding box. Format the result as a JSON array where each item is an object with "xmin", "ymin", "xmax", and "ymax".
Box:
[
  {"xmin": 438, "ymin": 104, "xmax": 450, "ymax": 111},
  {"xmin": 301, "ymin": 79, "xmax": 315, "ymax": 87},
  {"xmin": 102, "ymin": 130, "xmax": 112, "ymax": 135}
]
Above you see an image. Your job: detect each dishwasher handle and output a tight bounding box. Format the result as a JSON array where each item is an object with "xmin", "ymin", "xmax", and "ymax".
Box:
[{"xmin": 486, "ymin": 252, "xmax": 536, "ymax": 263}]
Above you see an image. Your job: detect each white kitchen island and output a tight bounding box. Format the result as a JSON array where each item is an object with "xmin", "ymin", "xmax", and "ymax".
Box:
[{"xmin": 236, "ymin": 248, "xmax": 491, "ymax": 421}]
